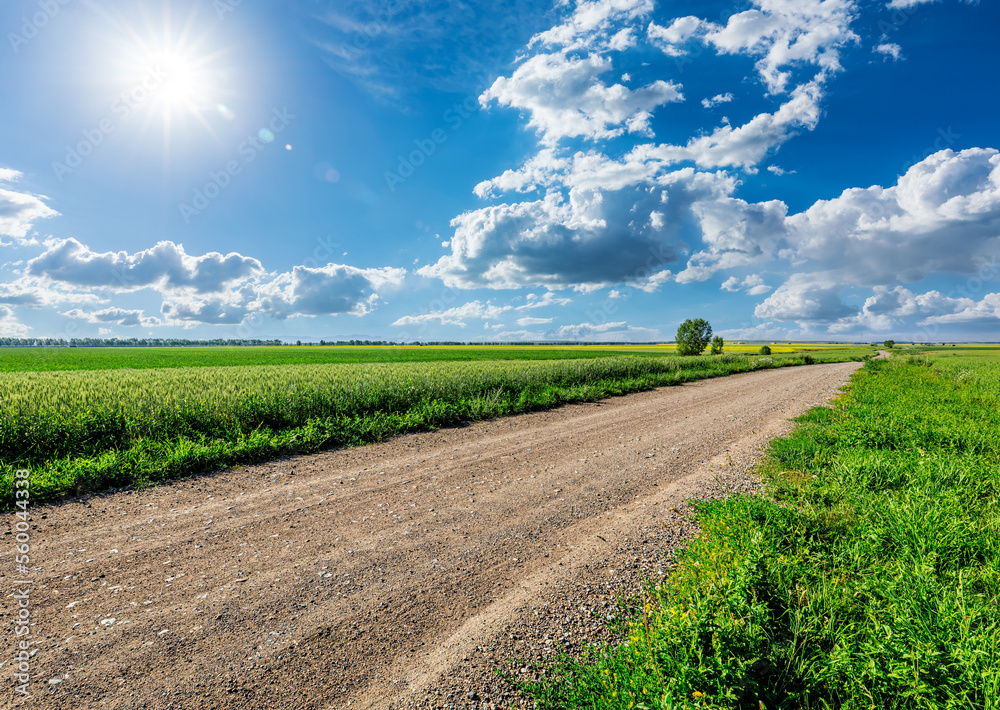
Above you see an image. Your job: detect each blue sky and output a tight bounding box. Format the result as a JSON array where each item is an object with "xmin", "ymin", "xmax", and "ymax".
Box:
[{"xmin": 1, "ymin": 0, "xmax": 998, "ymax": 343}]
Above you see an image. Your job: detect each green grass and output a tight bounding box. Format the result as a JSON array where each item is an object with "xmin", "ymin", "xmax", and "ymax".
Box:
[
  {"xmin": 0, "ymin": 349, "xmax": 866, "ymax": 507},
  {"xmin": 518, "ymin": 352, "xmax": 1000, "ymax": 709},
  {"xmin": 0, "ymin": 345, "xmax": 678, "ymax": 372}
]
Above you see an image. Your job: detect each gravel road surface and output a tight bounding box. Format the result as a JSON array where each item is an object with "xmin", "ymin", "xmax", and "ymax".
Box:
[{"xmin": 5, "ymin": 361, "xmax": 860, "ymax": 709}]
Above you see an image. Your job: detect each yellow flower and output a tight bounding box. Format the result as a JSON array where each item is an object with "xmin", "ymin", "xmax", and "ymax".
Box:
[{"xmin": 693, "ymin": 691, "xmax": 705, "ymax": 698}]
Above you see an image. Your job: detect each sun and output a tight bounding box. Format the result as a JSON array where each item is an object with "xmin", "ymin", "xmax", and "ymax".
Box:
[
  {"xmin": 147, "ymin": 49, "xmax": 213, "ymax": 115},
  {"xmin": 99, "ymin": 5, "xmax": 234, "ymax": 137}
]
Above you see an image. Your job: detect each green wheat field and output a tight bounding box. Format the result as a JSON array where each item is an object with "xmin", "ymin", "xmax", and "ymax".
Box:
[{"xmin": 0, "ymin": 345, "xmax": 865, "ymax": 506}]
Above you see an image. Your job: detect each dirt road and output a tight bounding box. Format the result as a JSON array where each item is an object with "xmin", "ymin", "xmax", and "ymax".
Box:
[{"xmin": 5, "ymin": 361, "xmax": 860, "ymax": 709}]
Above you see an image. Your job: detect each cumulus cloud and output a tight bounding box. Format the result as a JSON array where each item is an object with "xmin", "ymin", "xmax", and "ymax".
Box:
[
  {"xmin": 677, "ymin": 195, "xmax": 789, "ymax": 282},
  {"xmin": 0, "ymin": 170, "xmax": 59, "ymax": 243},
  {"xmin": 784, "ymin": 148, "xmax": 1000, "ymax": 286},
  {"xmin": 919, "ymin": 293, "xmax": 1000, "ymax": 325},
  {"xmin": 28, "ymin": 238, "xmax": 264, "ymax": 294},
  {"xmin": 434, "ymin": 0, "xmax": 863, "ymax": 301},
  {"xmin": 256, "ymin": 264, "xmax": 406, "ymax": 320},
  {"xmin": 392, "ymin": 300, "xmax": 512, "ymax": 327},
  {"xmin": 754, "ymin": 273, "xmax": 858, "ymax": 323},
  {"xmin": 161, "ymin": 293, "xmax": 253, "ymax": 326},
  {"xmin": 649, "ymin": 0, "xmax": 860, "ymax": 93},
  {"xmin": 421, "ymin": 170, "xmax": 739, "ymax": 292},
  {"xmin": 481, "ymin": 51, "xmax": 683, "ymax": 144},
  {"xmin": 745, "ymin": 148, "xmax": 1000, "ymax": 327},
  {"xmin": 12, "ymin": 230, "xmax": 407, "ymax": 328}
]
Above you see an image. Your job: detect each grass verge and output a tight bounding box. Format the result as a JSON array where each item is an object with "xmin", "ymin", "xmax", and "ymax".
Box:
[
  {"xmin": 0, "ymin": 351, "xmax": 865, "ymax": 508},
  {"xmin": 518, "ymin": 355, "xmax": 1000, "ymax": 709}
]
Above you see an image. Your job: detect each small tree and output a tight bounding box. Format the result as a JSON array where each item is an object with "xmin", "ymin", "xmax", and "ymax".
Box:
[
  {"xmin": 710, "ymin": 335, "xmax": 724, "ymax": 355},
  {"xmin": 676, "ymin": 318, "xmax": 713, "ymax": 356},
  {"xmin": 759, "ymin": 345, "xmax": 772, "ymax": 355},
  {"xmin": 883, "ymin": 339, "xmax": 895, "ymax": 349}
]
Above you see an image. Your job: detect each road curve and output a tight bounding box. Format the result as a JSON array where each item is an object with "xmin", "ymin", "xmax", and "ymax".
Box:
[{"xmin": 6, "ymin": 361, "xmax": 860, "ymax": 709}]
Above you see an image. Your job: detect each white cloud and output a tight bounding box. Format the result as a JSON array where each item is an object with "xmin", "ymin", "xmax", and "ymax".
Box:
[
  {"xmin": 873, "ymin": 43, "xmax": 903, "ymax": 61},
  {"xmin": 754, "ymin": 273, "xmax": 857, "ymax": 323},
  {"xmin": 11, "ymin": 225, "xmax": 406, "ymax": 327},
  {"xmin": 480, "ymin": 51, "xmax": 683, "ymax": 144},
  {"xmin": 784, "ymin": 148, "xmax": 1000, "ymax": 286},
  {"xmin": 721, "ymin": 273, "xmax": 772, "ymax": 295},
  {"xmin": 421, "ymin": 170, "xmax": 733, "ymax": 292},
  {"xmin": 919, "ymin": 293, "xmax": 1000, "ymax": 325},
  {"xmin": 552, "ymin": 319, "xmax": 658, "ymax": 340},
  {"xmin": 530, "ymin": 0, "xmax": 654, "ymax": 51},
  {"xmin": 474, "ymin": 149, "xmax": 570, "ymax": 199},
  {"xmin": 0, "ymin": 277, "xmax": 104, "ymax": 308},
  {"xmin": 0, "ymin": 171, "xmax": 59, "ymax": 243},
  {"xmin": 492, "ymin": 319, "xmax": 660, "ymax": 341},
  {"xmin": 746, "ymin": 148, "xmax": 1000, "ymax": 327},
  {"xmin": 716, "ymin": 321, "xmax": 806, "ymax": 340},
  {"xmin": 677, "ymin": 195, "xmax": 789, "ymax": 282},
  {"xmin": 701, "ymin": 92, "xmax": 734, "ymax": 109},
  {"xmin": 643, "ymin": 80, "xmax": 824, "ymax": 170},
  {"xmin": 517, "ymin": 316, "xmax": 554, "ymax": 326},
  {"xmin": 0, "ymin": 305, "xmax": 29, "ymax": 337},
  {"xmin": 28, "ymin": 238, "xmax": 264, "ymax": 294},
  {"xmin": 62, "ymin": 307, "xmax": 160, "ymax": 328},
  {"xmin": 255, "ymin": 263, "xmax": 406, "ymax": 320},
  {"xmin": 515, "ymin": 292, "xmax": 574, "ymax": 310},
  {"xmin": 650, "ymin": 0, "xmax": 860, "ymax": 94},
  {"xmin": 392, "ymin": 300, "xmax": 512, "ymax": 327}
]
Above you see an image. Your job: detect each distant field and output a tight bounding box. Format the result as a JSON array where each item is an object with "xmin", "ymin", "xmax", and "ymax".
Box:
[
  {"xmin": 0, "ymin": 342, "xmax": 865, "ymax": 372},
  {"xmin": 0, "ymin": 347, "xmax": 868, "ymax": 505}
]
